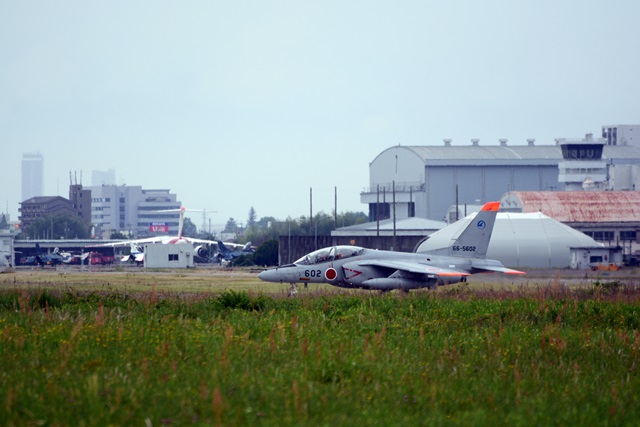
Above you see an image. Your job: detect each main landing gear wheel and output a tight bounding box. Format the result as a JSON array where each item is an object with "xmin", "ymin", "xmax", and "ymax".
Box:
[{"xmin": 288, "ymin": 283, "xmax": 298, "ymax": 297}]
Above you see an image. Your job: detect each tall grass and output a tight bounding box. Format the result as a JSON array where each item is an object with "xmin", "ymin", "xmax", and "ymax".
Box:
[{"xmin": 1, "ymin": 283, "xmax": 640, "ymax": 426}]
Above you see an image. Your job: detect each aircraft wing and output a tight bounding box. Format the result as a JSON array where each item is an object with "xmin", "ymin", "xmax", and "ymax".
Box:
[
  {"xmin": 88, "ymin": 237, "xmax": 247, "ymax": 251},
  {"xmin": 185, "ymin": 238, "xmax": 245, "ymax": 250},
  {"xmin": 473, "ymin": 265, "xmax": 526, "ymax": 275},
  {"xmin": 470, "ymin": 259, "xmax": 526, "ymax": 275},
  {"xmin": 358, "ymin": 260, "xmax": 470, "ymax": 277},
  {"xmin": 89, "ymin": 237, "xmax": 165, "ymax": 248}
]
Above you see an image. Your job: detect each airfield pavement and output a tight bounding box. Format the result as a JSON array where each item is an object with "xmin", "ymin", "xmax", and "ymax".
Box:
[{"xmin": 2, "ymin": 264, "xmax": 637, "ymax": 294}]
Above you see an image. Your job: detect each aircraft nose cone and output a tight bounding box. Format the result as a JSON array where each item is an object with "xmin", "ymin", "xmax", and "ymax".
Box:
[{"xmin": 258, "ymin": 269, "xmax": 278, "ymax": 282}]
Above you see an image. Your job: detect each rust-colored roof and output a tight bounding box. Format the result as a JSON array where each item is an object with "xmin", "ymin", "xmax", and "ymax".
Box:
[{"xmin": 506, "ymin": 191, "xmax": 640, "ymax": 223}]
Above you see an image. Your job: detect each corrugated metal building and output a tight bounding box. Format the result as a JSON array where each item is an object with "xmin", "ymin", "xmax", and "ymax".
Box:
[
  {"xmin": 361, "ymin": 142, "xmax": 640, "ymax": 222},
  {"xmin": 501, "ymin": 191, "xmax": 640, "ymax": 261},
  {"xmin": 332, "ymin": 217, "xmax": 446, "ymax": 237}
]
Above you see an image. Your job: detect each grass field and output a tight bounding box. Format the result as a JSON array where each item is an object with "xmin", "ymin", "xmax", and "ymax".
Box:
[{"xmin": 1, "ymin": 268, "xmax": 640, "ymax": 426}]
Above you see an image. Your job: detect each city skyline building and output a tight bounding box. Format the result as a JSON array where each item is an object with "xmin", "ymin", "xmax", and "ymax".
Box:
[
  {"xmin": 88, "ymin": 185, "xmax": 181, "ymax": 239},
  {"xmin": 21, "ymin": 152, "xmax": 43, "ymax": 202}
]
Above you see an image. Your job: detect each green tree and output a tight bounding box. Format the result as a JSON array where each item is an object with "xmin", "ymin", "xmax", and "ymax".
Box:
[
  {"xmin": 337, "ymin": 211, "xmax": 368, "ymax": 227},
  {"xmin": 182, "ymin": 217, "xmax": 197, "ymax": 237},
  {"xmin": 21, "ymin": 214, "xmax": 90, "ymax": 240},
  {"xmin": 110, "ymin": 231, "xmax": 128, "ymax": 239},
  {"xmin": 199, "ymin": 231, "xmax": 216, "ymax": 241},
  {"xmin": 224, "ymin": 218, "xmax": 237, "ymax": 233},
  {"xmin": 0, "ymin": 214, "xmax": 8, "ymax": 230},
  {"xmin": 247, "ymin": 207, "xmax": 257, "ymax": 230},
  {"xmin": 225, "ymin": 210, "xmax": 367, "ymax": 249},
  {"xmin": 253, "ymin": 239, "xmax": 279, "ymax": 266},
  {"xmin": 230, "ymin": 254, "xmax": 255, "ymax": 267}
]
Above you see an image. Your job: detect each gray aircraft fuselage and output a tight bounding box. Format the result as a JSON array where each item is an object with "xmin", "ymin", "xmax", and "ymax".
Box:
[
  {"xmin": 258, "ymin": 246, "xmax": 477, "ymax": 290},
  {"xmin": 258, "ymin": 202, "xmax": 524, "ymax": 292}
]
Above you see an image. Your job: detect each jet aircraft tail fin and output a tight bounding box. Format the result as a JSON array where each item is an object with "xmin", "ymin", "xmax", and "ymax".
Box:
[
  {"xmin": 217, "ymin": 240, "xmax": 229, "ymax": 254},
  {"xmin": 448, "ymin": 201, "xmax": 500, "ymax": 259}
]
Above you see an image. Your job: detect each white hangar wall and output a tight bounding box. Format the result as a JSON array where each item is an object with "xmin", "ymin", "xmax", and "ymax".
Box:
[
  {"xmin": 362, "ymin": 144, "xmax": 561, "ymax": 221},
  {"xmin": 365, "ymin": 146, "xmax": 428, "ymax": 220},
  {"xmin": 424, "ymin": 165, "xmax": 558, "ymax": 220},
  {"xmin": 362, "ymin": 141, "xmax": 640, "ymax": 222},
  {"xmin": 415, "ymin": 212, "xmax": 601, "ymax": 268},
  {"xmin": 369, "ymin": 146, "xmax": 426, "ymax": 185}
]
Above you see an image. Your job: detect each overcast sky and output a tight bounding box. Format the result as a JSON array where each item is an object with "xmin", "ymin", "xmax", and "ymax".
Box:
[{"xmin": 1, "ymin": 1, "xmax": 639, "ymax": 229}]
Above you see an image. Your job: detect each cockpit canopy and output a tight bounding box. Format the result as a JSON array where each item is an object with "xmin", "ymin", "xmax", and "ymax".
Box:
[{"xmin": 295, "ymin": 246, "xmax": 364, "ymax": 265}]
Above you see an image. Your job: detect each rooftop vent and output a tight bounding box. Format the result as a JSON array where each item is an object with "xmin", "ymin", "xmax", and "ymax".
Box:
[
  {"xmin": 471, "ymin": 139, "xmax": 479, "ymax": 146},
  {"xmin": 499, "ymin": 139, "xmax": 508, "ymax": 146},
  {"xmin": 527, "ymin": 138, "xmax": 535, "ymax": 146},
  {"xmin": 443, "ymin": 139, "xmax": 452, "ymax": 147}
]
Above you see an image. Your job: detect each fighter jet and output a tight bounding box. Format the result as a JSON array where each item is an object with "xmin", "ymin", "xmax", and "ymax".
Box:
[
  {"xmin": 258, "ymin": 201, "xmax": 524, "ymax": 293},
  {"xmin": 215, "ymin": 240, "xmax": 254, "ymax": 264}
]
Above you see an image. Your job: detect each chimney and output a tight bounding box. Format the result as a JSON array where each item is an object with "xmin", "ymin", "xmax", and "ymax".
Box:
[
  {"xmin": 527, "ymin": 138, "xmax": 535, "ymax": 146},
  {"xmin": 471, "ymin": 139, "xmax": 479, "ymax": 146},
  {"xmin": 443, "ymin": 139, "xmax": 452, "ymax": 147},
  {"xmin": 499, "ymin": 139, "xmax": 508, "ymax": 146}
]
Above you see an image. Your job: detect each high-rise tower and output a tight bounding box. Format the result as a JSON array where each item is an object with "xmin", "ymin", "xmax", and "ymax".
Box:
[{"xmin": 21, "ymin": 152, "xmax": 43, "ymax": 201}]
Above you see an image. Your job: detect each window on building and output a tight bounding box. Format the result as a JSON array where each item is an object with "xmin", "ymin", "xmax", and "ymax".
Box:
[
  {"xmin": 408, "ymin": 202, "xmax": 415, "ymax": 218},
  {"xmin": 168, "ymin": 254, "xmax": 179, "ymax": 261},
  {"xmin": 561, "ymin": 144, "xmax": 603, "ymax": 160},
  {"xmin": 592, "ymin": 231, "xmax": 614, "ymax": 241},
  {"xmin": 620, "ymin": 231, "xmax": 637, "ymax": 241},
  {"xmin": 368, "ymin": 203, "xmax": 391, "ymax": 222}
]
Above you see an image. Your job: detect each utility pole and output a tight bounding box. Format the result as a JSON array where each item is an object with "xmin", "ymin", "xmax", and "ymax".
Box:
[
  {"xmin": 334, "ymin": 186, "xmax": 337, "ymax": 229},
  {"xmin": 309, "ymin": 187, "xmax": 313, "ymax": 236}
]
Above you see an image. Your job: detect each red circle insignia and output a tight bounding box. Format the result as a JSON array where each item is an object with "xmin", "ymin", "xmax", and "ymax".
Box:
[{"xmin": 325, "ymin": 268, "xmax": 337, "ymax": 281}]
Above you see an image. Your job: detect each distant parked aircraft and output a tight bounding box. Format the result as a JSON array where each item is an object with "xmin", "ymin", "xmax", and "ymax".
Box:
[
  {"xmin": 216, "ymin": 240, "xmax": 254, "ymax": 263},
  {"xmin": 91, "ymin": 207, "xmax": 244, "ymax": 262},
  {"xmin": 20, "ymin": 244, "xmax": 65, "ymax": 267}
]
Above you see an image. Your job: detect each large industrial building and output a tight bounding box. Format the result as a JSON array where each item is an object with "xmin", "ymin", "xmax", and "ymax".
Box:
[
  {"xmin": 19, "ymin": 194, "xmax": 91, "ymax": 237},
  {"xmin": 88, "ymin": 185, "xmax": 181, "ymax": 239},
  {"xmin": 500, "ymin": 191, "xmax": 640, "ymax": 260},
  {"xmin": 361, "ymin": 125, "xmax": 640, "ymax": 222}
]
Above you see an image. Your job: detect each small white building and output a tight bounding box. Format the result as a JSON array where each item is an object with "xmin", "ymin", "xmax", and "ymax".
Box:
[
  {"xmin": 1, "ymin": 230, "xmax": 16, "ymax": 269},
  {"xmin": 570, "ymin": 246, "xmax": 624, "ymax": 270},
  {"xmin": 143, "ymin": 244, "xmax": 194, "ymax": 268}
]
